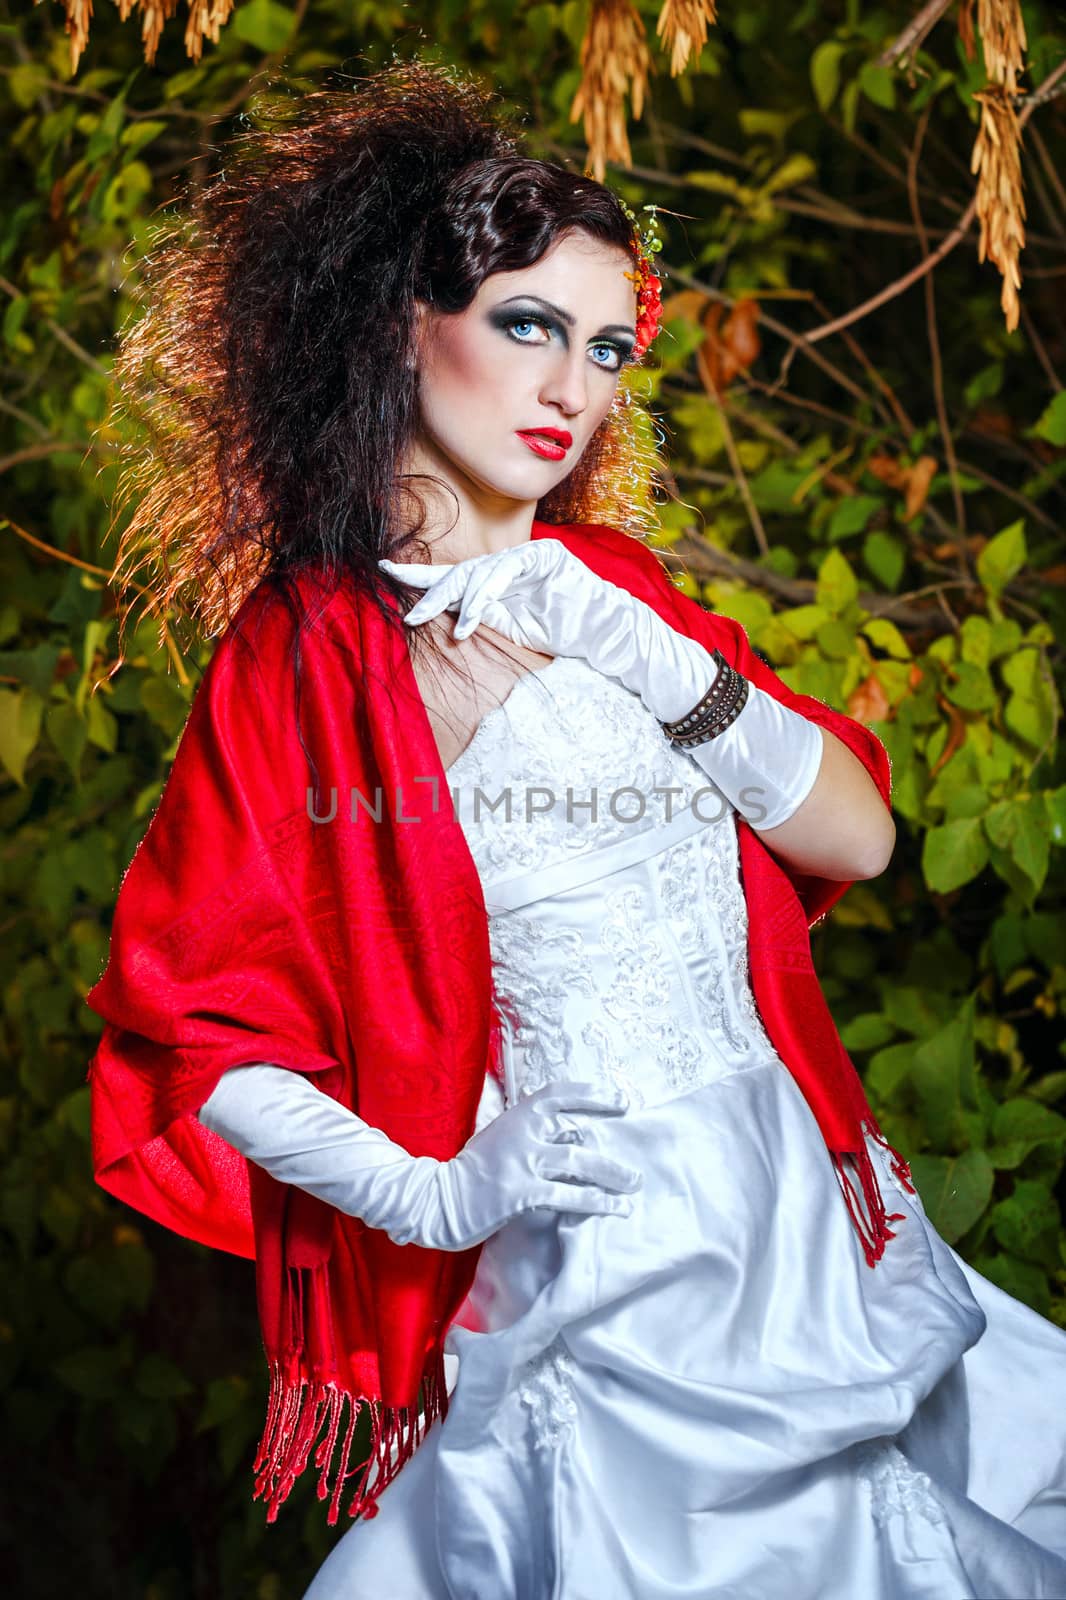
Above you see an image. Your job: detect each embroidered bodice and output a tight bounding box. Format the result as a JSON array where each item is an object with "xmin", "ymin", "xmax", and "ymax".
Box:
[{"xmin": 444, "ymin": 654, "xmax": 778, "ymax": 1127}]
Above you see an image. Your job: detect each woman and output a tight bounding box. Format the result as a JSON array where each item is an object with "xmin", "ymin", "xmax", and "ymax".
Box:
[{"xmin": 86, "ymin": 60, "xmax": 1066, "ymax": 1600}]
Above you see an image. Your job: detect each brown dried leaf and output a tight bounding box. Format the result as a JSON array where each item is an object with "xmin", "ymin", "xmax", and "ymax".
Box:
[{"xmin": 848, "ymin": 673, "xmax": 892, "ymax": 724}]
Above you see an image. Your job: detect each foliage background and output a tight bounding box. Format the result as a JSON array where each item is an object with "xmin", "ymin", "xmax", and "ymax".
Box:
[{"xmin": 1, "ymin": 0, "xmax": 1064, "ymax": 1594}]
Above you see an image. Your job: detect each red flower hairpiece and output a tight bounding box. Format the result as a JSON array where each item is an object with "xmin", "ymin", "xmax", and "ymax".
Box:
[{"xmin": 619, "ymin": 201, "xmax": 664, "ymax": 362}]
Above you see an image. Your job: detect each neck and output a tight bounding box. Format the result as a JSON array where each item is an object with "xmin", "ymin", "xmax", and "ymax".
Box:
[{"xmin": 397, "ymin": 439, "xmax": 542, "ymax": 565}]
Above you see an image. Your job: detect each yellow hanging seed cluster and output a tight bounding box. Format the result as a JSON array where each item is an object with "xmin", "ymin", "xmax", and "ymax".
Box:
[
  {"xmin": 970, "ymin": 0, "xmax": 1029, "ymax": 333},
  {"xmin": 569, "ymin": 0, "xmax": 653, "ymax": 181},
  {"xmin": 655, "ymin": 0, "xmax": 720, "ymax": 79}
]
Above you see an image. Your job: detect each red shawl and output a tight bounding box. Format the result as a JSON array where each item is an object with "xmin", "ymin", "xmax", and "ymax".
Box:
[{"xmin": 86, "ymin": 518, "xmax": 914, "ymax": 1526}]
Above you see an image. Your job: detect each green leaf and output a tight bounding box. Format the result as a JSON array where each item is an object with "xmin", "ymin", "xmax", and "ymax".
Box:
[
  {"xmin": 987, "ymin": 616, "xmax": 1022, "ymax": 658},
  {"xmin": 959, "ymin": 615, "xmax": 991, "ymax": 668},
  {"xmin": 101, "ymin": 161, "xmax": 153, "ymax": 224},
  {"xmin": 923, "ymin": 817, "xmax": 988, "ymax": 893},
  {"xmin": 830, "ymin": 883, "xmax": 893, "ymax": 930},
  {"xmin": 986, "ymin": 1099, "xmax": 1066, "ymax": 1169},
  {"xmin": 86, "ymin": 694, "xmax": 118, "ymax": 753},
  {"xmin": 909, "ymin": 999, "xmax": 977, "ymax": 1138},
  {"xmin": 1029, "ymin": 390, "xmax": 1066, "ymax": 448},
  {"xmin": 1000, "ymin": 647, "xmax": 1057, "ymax": 750},
  {"xmin": 943, "ymin": 660, "xmax": 996, "ymax": 711},
  {"xmin": 984, "ymin": 796, "xmax": 1051, "ymax": 894},
  {"xmin": 8, "ymin": 63, "xmax": 50, "ymax": 108},
  {"xmin": 814, "ymin": 618, "xmax": 855, "ymax": 659},
  {"xmin": 989, "ymin": 1180, "xmax": 1062, "ymax": 1268},
  {"xmin": 2, "ymin": 293, "xmax": 30, "ymax": 350},
  {"xmin": 45, "ymin": 702, "xmax": 88, "ymax": 779},
  {"xmin": 0, "ymin": 643, "xmax": 60, "ymax": 700},
  {"xmin": 862, "ymin": 530, "xmax": 905, "ymax": 590},
  {"xmin": 0, "ymin": 687, "xmax": 45, "ymax": 785},
  {"xmin": 963, "ymin": 362, "xmax": 1003, "ymax": 408},
  {"xmin": 231, "ymin": 0, "xmax": 297, "ymax": 51},
  {"xmin": 85, "ymin": 93, "xmax": 126, "ymax": 163},
  {"xmin": 815, "ymin": 548, "xmax": 858, "ymax": 615},
  {"xmin": 120, "ymin": 120, "xmax": 168, "ymax": 157},
  {"xmin": 940, "ymin": 784, "xmax": 988, "ymax": 821},
  {"xmin": 140, "ymin": 674, "xmax": 191, "ymax": 736},
  {"xmin": 859, "ymin": 63, "xmax": 896, "ymax": 110},
  {"xmin": 810, "ymin": 40, "xmax": 847, "ymax": 111},
  {"xmin": 705, "ymin": 588, "xmax": 773, "ymax": 633},
  {"xmin": 762, "ymin": 153, "xmax": 817, "ymax": 194},
  {"xmin": 777, "ymin": 603, "xmax": 829, "ymax": 641},
  {"xmin": 976, "ymin": 518, "xmax": 1026, "ymax": 597},
  {"xmin": 908, "ymin": 1149, "xmax": 995, "ymax": 1242},
  {"xmin": 860, "ymin": 618, "xmax": 910, "ymax": 659},
  {"xmin": 747, "ymin": 459, "xmax": 811, "ymax": 512},
  {"xmin": 840, "ymin": 1012, "xmax": 896, "ymax": 1051},
  {"xmin": 970, "ymin": 1252, "xmax": 1050, "ymax": 1315},
  {"xmin": 865, "ymin": 1041, "xmax": 915, "ymax": 1101},
  {"xmin": 826, "ymin": 493, "xmax": 882, "ymax": 542},
  {"xmin": 841, "ymin": 76, "xmax": 862, "ymax": 135}
]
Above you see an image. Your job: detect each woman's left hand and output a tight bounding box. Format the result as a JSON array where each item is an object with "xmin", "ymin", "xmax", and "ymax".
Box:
[{"xmin": 378, "ymin": 540, "xmax": 620, "ymax": 660}]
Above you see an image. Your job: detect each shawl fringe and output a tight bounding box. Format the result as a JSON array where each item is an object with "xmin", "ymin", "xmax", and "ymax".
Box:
[
  {"xmin": 254, "ymin": 1282, "xmax": 451, "ymax": 1526},
  {"xmin": 833, "ymin": 1122, "xmax": 917, "ymax": 1268}
]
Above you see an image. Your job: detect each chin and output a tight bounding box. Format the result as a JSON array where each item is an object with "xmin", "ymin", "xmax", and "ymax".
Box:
[{"xmin": 464, "ymin": 462, "xmax": 571, "ymax": 503}]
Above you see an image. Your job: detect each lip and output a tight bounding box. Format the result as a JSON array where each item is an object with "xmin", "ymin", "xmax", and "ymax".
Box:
[{"xmin": 516, "ymin": 427, "xmax": 573, "ymax": 461}]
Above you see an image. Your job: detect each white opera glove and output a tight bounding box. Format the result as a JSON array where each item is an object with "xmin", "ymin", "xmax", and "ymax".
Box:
[
  {"xmin": 678, "ymin": 685, "xmax": 825, "ymax": 831},
  {"xmin": 380, "ymin": 541, "xmax": 824, "ymax": 832},
  {"xmin": 196, "ymin": 1063, "xmax": 641, "ymax": 1252}
]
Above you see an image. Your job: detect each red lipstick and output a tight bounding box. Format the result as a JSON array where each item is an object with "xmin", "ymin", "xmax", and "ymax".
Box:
[{"xmin": 516, "ymin": 427, "xmax": 572, "ymax": 462}]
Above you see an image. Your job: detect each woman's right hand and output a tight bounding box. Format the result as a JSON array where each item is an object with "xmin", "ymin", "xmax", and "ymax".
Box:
[{"xmin": 423, "ymin": 1080, "xmax": 641, "ymax": 1252}]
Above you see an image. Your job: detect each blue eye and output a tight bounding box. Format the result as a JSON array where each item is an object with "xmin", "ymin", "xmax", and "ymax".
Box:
[
  {"xmin": 497, "ymin": 312, "xmax": 626, "ymax": 372},
  {"xmin": 591, "ymin": 342, "xmax": 623, "ymax": 371},
  {"xmin": 507, "ymin": 317, "xmax": 550, "ymax": 343}
]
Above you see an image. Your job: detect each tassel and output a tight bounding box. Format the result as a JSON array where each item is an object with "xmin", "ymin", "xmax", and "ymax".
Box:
[
  {"xmin": 253, "ymin": 1337, "xmax": 452, "ymax": 1525},
  {"xmin": 866, "ymin": 1119, "xmax": 918, "ymax": 1196},
  {"xmin": 831, "ymin": 1122, "xmax": 912, "ymax": 1270}
]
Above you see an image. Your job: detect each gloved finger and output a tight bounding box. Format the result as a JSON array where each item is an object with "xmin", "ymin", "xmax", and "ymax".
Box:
[
  {"xmin": 401, "ymin": 572, "xmax": 469, "ymax": 626},
  {"xmin": 403, "ymin": 552, "xmax": 504, "ymax": 625},
  {"xmin": 377, "ymin": 559, "xmax": 457, "ymax": 589},
  {"xmin": 476, "ymin": 599, "xmax": 541, "ymax": 651},
  {"xmin": 453, "ymin": 559, "xmax": 531, "ymax": 640},
  {"xmin": 539, "ymin": 1147, "xmax": 642, "ymax": 1191},
  {"xmin": 532, "ymin": 1081, "xmax": 631, "ymax": 1115},
  {"xmin": 538, "ymin": 1183, "xmax": 635, "ymax": 1218}
]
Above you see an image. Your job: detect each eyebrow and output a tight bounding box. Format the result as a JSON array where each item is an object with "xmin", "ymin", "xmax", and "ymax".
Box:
[{"xmin": 494, "ymin": 294, "xmax": 636, "ymax": 341}]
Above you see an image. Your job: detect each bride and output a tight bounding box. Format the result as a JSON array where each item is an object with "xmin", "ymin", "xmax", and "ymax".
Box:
[{"xmin": 86, "ymin": 59, "xmax": 1066, "ymax": 1600}]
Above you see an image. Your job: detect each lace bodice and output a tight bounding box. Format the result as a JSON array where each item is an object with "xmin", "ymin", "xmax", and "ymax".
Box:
[{"xmin": 446, "ymin": 655, "xmax": 779, "ymax": 1124}]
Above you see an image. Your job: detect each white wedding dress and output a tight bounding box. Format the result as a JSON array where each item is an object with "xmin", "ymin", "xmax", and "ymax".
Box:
[{"xmin": 304, "ymin": 653, "xmax": 1066, "ymax": 1600}]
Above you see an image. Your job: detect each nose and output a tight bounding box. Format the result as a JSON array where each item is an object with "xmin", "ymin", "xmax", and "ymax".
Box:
[{"xmin": 539, "ymin": 343, "xmax": 590, "ymax": 419}]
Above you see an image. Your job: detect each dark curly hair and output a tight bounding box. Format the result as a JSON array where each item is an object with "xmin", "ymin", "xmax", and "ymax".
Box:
[{"xmin": 101, "ymin": 57, "xmax": 666, "ymax": 729}]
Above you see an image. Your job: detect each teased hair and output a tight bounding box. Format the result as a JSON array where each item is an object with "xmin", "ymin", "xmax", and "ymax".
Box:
[{"xmin": 101, "ymin": 57, "xmax": 666, "ymax": 727}]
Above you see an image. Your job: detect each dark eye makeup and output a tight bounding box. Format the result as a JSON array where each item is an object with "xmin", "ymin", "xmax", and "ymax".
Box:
[{"xmin": 488, "ymin": 302, "xmax": 635, "ymax": 372}]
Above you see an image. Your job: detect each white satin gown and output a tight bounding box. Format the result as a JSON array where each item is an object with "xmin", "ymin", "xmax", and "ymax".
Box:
[{"xmin": 304, "ymin": 653, "xmax": 1066, "ymax": 1600}]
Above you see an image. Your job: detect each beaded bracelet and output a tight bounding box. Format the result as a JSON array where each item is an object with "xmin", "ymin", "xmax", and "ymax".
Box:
[{"xmin": 659, "ymin": 650, "xmax": 750, "ymax": 749}]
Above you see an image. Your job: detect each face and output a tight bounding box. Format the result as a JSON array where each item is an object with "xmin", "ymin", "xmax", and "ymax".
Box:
[{"xmin": 407, "ymin": 229, "xmax": 638, "ymax": 515}]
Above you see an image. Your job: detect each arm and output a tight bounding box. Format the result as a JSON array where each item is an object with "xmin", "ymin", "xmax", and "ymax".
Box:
[
  {"xmin": 611, "ymin": 543, "xmax": 895, "ymax": 884},
  {"xmin": 756, "ymin": 724, "xmax": 895, "ymax": 882},
  {"xmin": 196, "ymin": 1062, "xmax": 641, "ymax": 1251}
]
